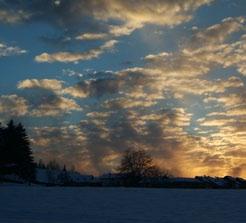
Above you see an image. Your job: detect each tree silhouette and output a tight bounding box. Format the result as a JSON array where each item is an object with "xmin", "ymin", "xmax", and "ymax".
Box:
[
  {"xmin": 0, "ymin": 120, "xmax": 36, "ymax": 182},
  {"xmin": 37, "ymin": 159, "xmax": 46, "ymax": 169},
  {"xmin": 0, "ymin": 122, "xmax": 5, "ymax": 180},
  {"xmin": 57, "ymin": 165, "xmax": 72, "ymax": 185},
  {"xmin": 119, "ymin": 149, "xmax": 162, "ymax": 185},
  {"xmin": 46, "ymin": 159, "xmax": 61, "ymax": 170}
]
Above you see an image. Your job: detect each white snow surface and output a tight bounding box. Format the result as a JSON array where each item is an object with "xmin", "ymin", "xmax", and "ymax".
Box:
[{"xmin": 0, "ymin": 185, "xmax": 245, "ymax": 223}]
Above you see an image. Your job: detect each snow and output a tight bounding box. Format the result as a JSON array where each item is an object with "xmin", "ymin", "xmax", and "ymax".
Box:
[{"xmin": 0, "ymin": 185, "xmax": 246, "ymax": 223}]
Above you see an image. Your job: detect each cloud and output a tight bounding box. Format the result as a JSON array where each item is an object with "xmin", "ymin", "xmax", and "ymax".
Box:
[
  {"xmin": 0, "ymin": 9, "xmax": 30, "ymax": 24},
  {"xmin": 0, "ymin": 95, "xmax": 28, "ymax": 116},
  {"xmin": 17, "ymin": 78, "xmax": 82, "ymax": 117},
  {"xmin": 64, "ymin": 74, "xmax": 125, "ymax": 98},
  {"xmin": 75, "ymin": 33, "xmax": 107, "ymax": 41},
  {"xmin": 225, "ymin": 150, "xmax": 246, "ymax": 157},
  {"xmin": 198, "ymin": 117, "xmax": 235, "ymax": 126},
  {"xmin": 35, "ymin": 40, "xmax": 118, "ymax": 63},
  {"xmin": 63, "ymin": 84, "xmax": 89, "ymax": 98},
  {"xmin": 189, "ymin": 17, "xmax": 245, "ymax": 47},
  {"xmin": 202, "ymin": 154, "xmax": 226, "ymax": 166},
  {"xmin": 30, "ymin": 96, "xmax": 82, "ymax": 117},
  {"xmin": 104, "ymin": 98, "xmax": 157, "ymax": 109},
  {"xmin": 28, "ymin": 25, "xmax": 246, "ymax": 174},
  {"xmin": 230, "ymin": 164, "xmax": 246, "ymax": 177},
  {"xmin": 117, "ymin": 67, "xmax": 244, "ymax": 99},
  {"xmin": 0, "ymin": 86, "xmax": 82, "ymax": 118},
  {"xmin": 30, "ymin": 125, "xmax": 90, "ymax": 173},
  {"xmin": 27, "ymin": 100, "xmax": 195, "ymax": 175},
  {"xmin": 18, "ymin": 79, "xmax": 64, "ymax": 92},
  {"xmin": 204, "ymin": 92, "xmax": 246, "ymax": 107},
  {"xmin": 225, "ymin": 107, "xmax": 246, "ymax": 116},
  {"xmin": 144, "ymin": 17, "xmax": 246, "ymax": 80},
  {"xmin": 74, "ymin": 106, "xmax": 194, "ymax": 175},
  {"xmin": 196, "ymin": 113, "xmax": 246, "ymax": 161},
  {"xmin": 0, "ymin": 0, "xmax": 213, "ymax": 38},
  {"xmin": 3, "ymin": 14, "xmax": 246, "ymax": 177},
  {"xmin": 68, "ymin": 17, "xmax": 244, "ymax": 176},
  {"xmin": 75, "ymin": 0, "xmax": 213, "ymax": 39},
  {"xmin": 0, "ymin": 42, "xmax": 26, "ymax": 57}
]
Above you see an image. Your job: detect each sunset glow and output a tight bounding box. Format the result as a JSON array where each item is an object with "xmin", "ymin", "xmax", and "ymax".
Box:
[{"xmin": 0, "ymin": 0, "xmax": 245, "ymax": 177}]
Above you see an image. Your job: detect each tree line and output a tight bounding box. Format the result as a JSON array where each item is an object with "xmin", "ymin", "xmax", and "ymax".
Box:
[
  {"xmin": 1, "ymin": 120, "xmax": 245, "ymax": 189},
  {"xmin": 0, "ymin": 120, "xmax": 168, "ymax": 185}
]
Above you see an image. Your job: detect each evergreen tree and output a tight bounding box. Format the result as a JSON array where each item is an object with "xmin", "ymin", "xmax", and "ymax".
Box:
[
  {"xmin": 37, "ymin": 159, "xmax": 46, "ymax": 169},
  {"xmin": 46, "ymin": 159, "xmax": 61, "ymax": 170},
  {"xmin": 58, "ymin": 165, "xmax": 71, "ymax": 185},
  {"xmin": 0, "ymin": 122, "xmax": 5, "ymax": 178},
  {"xmin": 0, "ymin": 120, "xmax": 36, "ymax": 182}
]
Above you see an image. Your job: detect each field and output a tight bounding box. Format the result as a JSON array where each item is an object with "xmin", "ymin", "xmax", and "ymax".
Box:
[{"xmin": 0, "ymin": 184, "xmax": 245, "ymax": 223}]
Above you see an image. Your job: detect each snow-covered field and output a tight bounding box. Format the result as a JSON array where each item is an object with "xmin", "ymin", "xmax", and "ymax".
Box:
[{"xmin": 0, "ymin": 185, "xmax": 245, "ymax": 223}]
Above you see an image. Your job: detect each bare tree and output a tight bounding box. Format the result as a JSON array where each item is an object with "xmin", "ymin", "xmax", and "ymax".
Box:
[{"xmin": 119, "ymin": 149, "xmax": 162, "ymax": 185}]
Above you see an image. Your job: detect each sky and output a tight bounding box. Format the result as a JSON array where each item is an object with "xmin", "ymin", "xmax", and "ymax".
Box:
[{"xmin": 0, "ymin": 0, "xmax": 245, "ymax": 177}]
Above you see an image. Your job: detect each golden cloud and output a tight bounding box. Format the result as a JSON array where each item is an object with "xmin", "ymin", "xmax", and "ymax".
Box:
[
  {"xmin": 0, "ymin": 95, "xmax": 29, "ymax": 116},
  {"xmin": 35, "ymin": 40, "xmax": 118, "ymax": 63}
]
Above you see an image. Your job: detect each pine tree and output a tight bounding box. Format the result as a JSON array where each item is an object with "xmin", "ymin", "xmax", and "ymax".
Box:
[
  {"xmin": 58, "ymin": 165, "xmax": 71, "ymax": 185},
  {"xmin": 0, "ymin": 120, "xmax": 36, "ymax": 182},
  {"xmin": 0, "ymin": 122, "xmax": 5, "ymax": 177},
  {"xmin": 37, "ymin": 159, "xmax": 46, "ymax": 169}
]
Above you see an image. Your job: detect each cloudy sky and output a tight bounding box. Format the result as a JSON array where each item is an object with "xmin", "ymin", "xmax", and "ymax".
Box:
[{"xmin": 0, "ymin": 0, "xmax": 245, "ymax": 177}]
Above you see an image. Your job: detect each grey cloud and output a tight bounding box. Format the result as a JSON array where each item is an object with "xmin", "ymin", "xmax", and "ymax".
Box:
[
  {"xmin": 230, "ymin": 164, "xmax": 246, "ymax": 177},
  {"xmin": 0, "ymin": 0, "xmax": 213, "ymax": 37},
  {"xmin": 18, "ymin": 85, "xmax": 81, "ymax": 117},
  {"xmin": 64, "ymin": 76, "xmax": 124, "ymax": 98}
]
